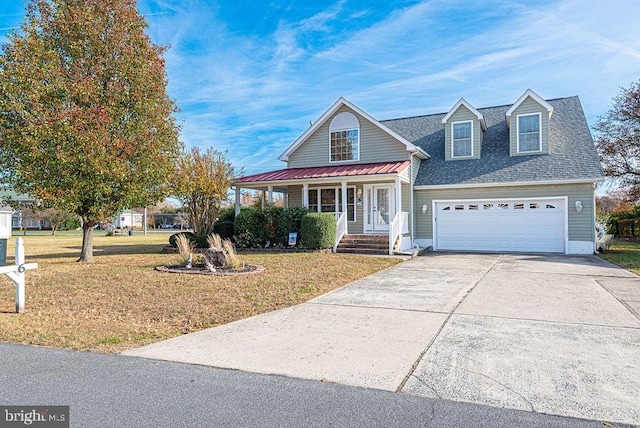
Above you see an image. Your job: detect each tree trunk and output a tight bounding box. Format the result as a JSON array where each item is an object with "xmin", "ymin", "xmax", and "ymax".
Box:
[{"xmin": 78, "ymin": 222, "xmax": 95, "ymax": 262}]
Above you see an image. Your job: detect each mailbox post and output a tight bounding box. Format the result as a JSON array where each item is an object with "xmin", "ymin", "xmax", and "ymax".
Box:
[{"xmin": 0, "ymin": 206, "xmax": 12, "ymax": 266}]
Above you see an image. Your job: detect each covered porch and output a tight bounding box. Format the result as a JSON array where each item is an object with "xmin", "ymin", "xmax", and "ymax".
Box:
[{"xmin": 234, "ymin": 161, "xmax": 414, "ymax": 255}]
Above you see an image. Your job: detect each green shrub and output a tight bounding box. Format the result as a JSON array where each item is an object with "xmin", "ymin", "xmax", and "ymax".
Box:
[
  {"xmin": 194, "ymin": 233, "xmax": 210, "ymax": 248},
  {"xmin": 276, "ymin": 206, "xmax": 310, "ymax": 246},
  {"xmin": 169, "ymin": 231, "xmax": 195, "ymax": 248},
  {"xmin": 234, "ymin": 209, "xmax": 266, "ymax": 248},
  {"xmin": 213, "ymin": 220, "xmax": 235, "ymax": 240},
  {"xmin": 299, "ymin": 212, "xmax": 336, "ymax": 249},
  {"xmin": 263, "ymin": 206, "xmax": 284, "ymax": 246},
  {"xmin": 218, "ymin": 206, "xmax": 237, "ymax": 223},
  {"xmin": 62, "ymin": 217, "xmax": 81, "ymax": 230}
]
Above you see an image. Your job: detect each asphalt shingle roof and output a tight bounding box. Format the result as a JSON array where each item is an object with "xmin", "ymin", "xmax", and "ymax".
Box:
[{"xmin": 382, "ymin": 96, "xmax": 604, "ymax": 186}]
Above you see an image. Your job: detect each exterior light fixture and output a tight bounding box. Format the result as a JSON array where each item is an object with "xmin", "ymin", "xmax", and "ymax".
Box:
[
  {"xmin": 422, "ymin": 204, "xmax": 428, "ymax": 215},
  {"xmin": 575, "ymin": 201, "xmax": 583, "ymax": 212}
]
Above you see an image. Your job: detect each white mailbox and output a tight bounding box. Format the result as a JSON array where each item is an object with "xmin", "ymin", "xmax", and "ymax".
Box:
[{"xmin": 0, "ymin": 206, "xmax": 12, "ymax": 239}]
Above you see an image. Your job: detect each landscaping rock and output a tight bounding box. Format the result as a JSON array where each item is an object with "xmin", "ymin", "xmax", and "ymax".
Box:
[{"xmin": 205, "ymin": 247, "xmax": 227, "ymax": 268}]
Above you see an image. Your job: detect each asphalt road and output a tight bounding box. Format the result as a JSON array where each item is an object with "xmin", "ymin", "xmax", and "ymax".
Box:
[{"xmin": 0, "ymin": 343, "xmax": 628, "ymax": 428}]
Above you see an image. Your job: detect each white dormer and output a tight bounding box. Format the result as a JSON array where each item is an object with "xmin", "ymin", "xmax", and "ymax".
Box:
[
  {"xmin": 441, "ymin": 98, "xmax": 486, "ymax": 161},
  {"xmin": 506, "ymin": 89, "xmax": 553, "ymax": 156}
]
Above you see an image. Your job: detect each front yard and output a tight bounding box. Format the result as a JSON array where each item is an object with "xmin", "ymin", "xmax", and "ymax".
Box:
[
  {"xmin": 596, "ymin": 238, "xmax": 640, "ymax": 275},
  {"xmin": 0, "ymin": 233, "xmax": 399, "ymax": 353}
]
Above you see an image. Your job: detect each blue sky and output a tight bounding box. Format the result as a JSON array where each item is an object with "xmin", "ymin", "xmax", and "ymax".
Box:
[{"xmin": 1, "ymin": 0, "xmax": 639, "ymax": 176}]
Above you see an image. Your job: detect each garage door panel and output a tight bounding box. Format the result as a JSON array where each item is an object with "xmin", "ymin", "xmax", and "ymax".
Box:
[{"xmin": 435, "ymin": 199, "xmax": 565, "ymax": 253}]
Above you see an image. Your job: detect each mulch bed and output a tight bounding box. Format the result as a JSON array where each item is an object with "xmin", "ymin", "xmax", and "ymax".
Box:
[{"xmin": 155, "ymin": 264, "xmax": 264, "ymax": 276}]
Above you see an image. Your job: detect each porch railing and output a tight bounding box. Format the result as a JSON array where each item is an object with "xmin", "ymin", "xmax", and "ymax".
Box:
[
  {"xmin": 389, "ymin": 211, "xmax": 409, "ymax": 255},
  {"xmin": 333, "ymin": 212, "xmax": 347, "ymax": 253}
]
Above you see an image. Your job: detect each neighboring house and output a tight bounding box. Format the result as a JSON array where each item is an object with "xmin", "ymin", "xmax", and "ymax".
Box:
[
  {"xmin": 0, "ymin": 189, "xmax": 41, "ymax": 230},
  {"xmin": 234, "ymin": 89, "xmax": 604, "ymax": 255},
  {"xmin": 113, "ymin": 209, "xmax": 144, "ymax": 229}
]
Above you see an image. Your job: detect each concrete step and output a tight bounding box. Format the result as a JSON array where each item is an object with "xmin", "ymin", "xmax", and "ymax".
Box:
[
  {"xmin": 336, "ymin": 234, "xmax": 390, "ymax": 255},
  {"xmin": 336, "ymin": 247, "xmax": 389, "ymax": 255}
]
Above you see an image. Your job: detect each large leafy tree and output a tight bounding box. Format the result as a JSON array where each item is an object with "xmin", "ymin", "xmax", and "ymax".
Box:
[
  {"xmin": 0, "ymin": 0, "xmax": 181, "ymax": 262},
  {"xmin": 594, "ymin": 80, "xmax": 640, "ymax": 200},
  {"xmin": 172, "ymin": 148, "xmax": 240, "ymax": 238}
]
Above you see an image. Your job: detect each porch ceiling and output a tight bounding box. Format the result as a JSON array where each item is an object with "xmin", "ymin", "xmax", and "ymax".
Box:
[{"xmin": 235, "ymin": 161, "xmax": 410, "ymax": 187}]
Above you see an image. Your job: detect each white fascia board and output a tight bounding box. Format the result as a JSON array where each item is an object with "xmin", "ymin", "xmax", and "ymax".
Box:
[
  {"xmin": 414, "ymin": 177, "xmax": 604, "ymax": 190},
  {"xmin": 505, "ymin": 89, "xmax": 554, "ymax": 127},
  {"xmin": 441, "ymin": 98, "xmax": 486, "ymax": 130},
  {"xmin": 236, "ymin": 173, "xmax": 409, "ymax": 189},
  {"xmin": 278, "ymin": 97, "xmax": 429, "ymax": 161}
]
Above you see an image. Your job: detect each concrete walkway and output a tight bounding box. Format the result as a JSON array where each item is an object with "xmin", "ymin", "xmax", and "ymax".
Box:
[{"xmin": 123, "ymin": 253, "xmax": 640, "ymax": 426}]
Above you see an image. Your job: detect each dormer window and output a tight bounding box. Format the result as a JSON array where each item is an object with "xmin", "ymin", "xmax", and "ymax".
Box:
[
  {"xmin": 441, "ymin": 98, "xmax": 485, "ymax": 161},
  {"xmin": 329, "ymin": 112, "xmax": 359, "ymax": 163},
  {"xmin": 452, "ymin": 121, "xmax": 473, "ymax": 157},
  {"xmin": 506, "ymin": 89, "xmax": 553, "ymax": 157},
  {"xmin": 517, "ymin": 113, "xmax": 541, "ymax": 153}
]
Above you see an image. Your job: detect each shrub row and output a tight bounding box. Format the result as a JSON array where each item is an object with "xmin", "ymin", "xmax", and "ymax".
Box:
[{"xmin": 169, "ymin": 207, "xmax": 337, "ymax": 250}]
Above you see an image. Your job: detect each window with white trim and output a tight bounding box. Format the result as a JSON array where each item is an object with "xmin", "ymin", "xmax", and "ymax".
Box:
[
  {"xmin": 452, "ymin": 121, "xmax": 472, "ymax": 157},
  {"xmin": 307, "ymin": 187, "xmax": 356, "ymax": 221},
  {"xmin": 517, "ymin": 113, "xmax": 541, "ymax": 153},
  {"xmin": 329, "ymin": 112, "xmax": 359, "ymax": 163}
]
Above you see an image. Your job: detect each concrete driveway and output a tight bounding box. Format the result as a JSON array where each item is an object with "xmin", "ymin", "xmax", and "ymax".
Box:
[{"xmin": 124, "ymin": 253, "xmax": 640, "ymax": 425}]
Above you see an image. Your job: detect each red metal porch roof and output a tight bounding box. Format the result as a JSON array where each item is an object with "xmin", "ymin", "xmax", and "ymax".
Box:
[{"xmin": 236, "ymin": 161, "xmax": 411, "ymax": 184}]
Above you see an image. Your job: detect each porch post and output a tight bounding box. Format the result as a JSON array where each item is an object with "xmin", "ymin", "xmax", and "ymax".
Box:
[
  {"xmin": 395, "ymin": 177, "xmax": 401, "ymax": 215},
  {"xmin": 341, "ymin": 181, "xmax": 347, "ymax": 215},
  {"xmin": 267, "ymin": 186, "xmax": 273, "ymax": 206},
  {"xmin": 261, "ymin": 189, "xmax": 265, "ymax": 210},
  {"xmin": 303, "ymin": 184, "xmax": 309, "ymax": 208},
  {"xmin": 235, "ymin": 186, "xmax": 241, "ymax": 216}
]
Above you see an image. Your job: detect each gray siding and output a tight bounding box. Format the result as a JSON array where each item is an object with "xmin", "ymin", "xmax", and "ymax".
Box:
[
  {"xmin": 509, "ymin": 97, "xmax": 550, "ymax": 156},
  {"xmin": 287, "ymin": 106, "xmax": 410, "ymax": 168},
  {"xmin": 414, "ymin": 183, "xmax": 594, "ymax": 242},
  {"xmin": 402, "ymin": 183, "xmax": 411, "ymax": 234},
  {"xmin": 288, "ymin": 186, "xmax": 302, "ymax": 206},
  {"xmin": 444, "ymin": 105, "xmax": 482, "ymax": 161},
  {"xmin": 411, "ymin": 156, "xmax": 422, "ymax": 183}
]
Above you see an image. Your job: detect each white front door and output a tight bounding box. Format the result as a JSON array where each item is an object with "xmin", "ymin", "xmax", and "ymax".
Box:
[{"xmin": 365, "ymin": 185, "xmax": 394, "ymax": 232}]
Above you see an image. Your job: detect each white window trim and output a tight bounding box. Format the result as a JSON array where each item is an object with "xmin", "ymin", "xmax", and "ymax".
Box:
[
  {"xmin": 329, "ymin": 128, "xmax": 360, "ymax": 164},
  {"xmin": 451, "ymin": 120, "xmax": 474, "ymax": 158},
  {"xmin": 516, "ymin": 112, "xmax": 542, "ymax": 153},
  {"xmin": 308, "ymin": 186, "xmax": 357, "ymax": 222}
]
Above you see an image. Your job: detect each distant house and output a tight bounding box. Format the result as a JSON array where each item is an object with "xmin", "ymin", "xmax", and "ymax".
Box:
[
  {"xmin": 114, "ymin": 209, "xmax": 144, "ymax": 229},
  {"xmin": 234, "ymin": 89, "xmax": 604, "ymax": 255},
  {"xmin": 0, "ymin": 189, "xmax": 41, "ymax": 230}
]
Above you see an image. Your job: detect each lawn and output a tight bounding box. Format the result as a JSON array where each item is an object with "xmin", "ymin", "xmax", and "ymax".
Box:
[
  {"xmin": 0, "ymin": 233, "xmax": 400, "ymax": 353},
  {"xmin": 596, "ymin": 238, "xmax": 640, "ymax": 275}
]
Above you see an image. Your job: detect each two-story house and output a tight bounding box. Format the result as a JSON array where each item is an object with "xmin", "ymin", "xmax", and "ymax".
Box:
[{"xmin": 234, "ymin": 89, "xmax": 604, "ymax": 255}]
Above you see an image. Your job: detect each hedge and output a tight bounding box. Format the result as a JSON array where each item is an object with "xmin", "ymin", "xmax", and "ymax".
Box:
[
  {"xmin": 234, "ymin": 209, "xmax": 266, "ymax": 248},
  {"xmin": 169, "ymin": 231, "xmax": 195, "ymax": 248},
  {"xmin": 299, "ymin": 212, "xmax": 336, "ymax": 249}
]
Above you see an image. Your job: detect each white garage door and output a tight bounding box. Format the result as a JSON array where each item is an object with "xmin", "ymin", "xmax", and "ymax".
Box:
[{"xmin": 435, "ymin": 198, "xmax": 565, "ymax": 253}]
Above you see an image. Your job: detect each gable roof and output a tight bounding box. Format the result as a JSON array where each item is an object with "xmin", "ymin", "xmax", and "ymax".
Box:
[
  {"xmin": 441, "ymin": 98, "xmax": 487, "ymax": 130},
  {"xmin": 278, "ymin": 97, "xmax": 429, "ymax": 162},
  {"xmin": 505, "ymin": 89, "xmax": 554, "ymax": 127},
  {"xmin": 382, "ymin": 96, "xmax": 603, "ymax": 187}
]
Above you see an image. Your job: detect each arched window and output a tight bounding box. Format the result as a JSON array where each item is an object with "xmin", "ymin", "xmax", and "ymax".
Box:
[{"xmin": 329, "ymin": 112, "xmax": 359, "ymax": 162}]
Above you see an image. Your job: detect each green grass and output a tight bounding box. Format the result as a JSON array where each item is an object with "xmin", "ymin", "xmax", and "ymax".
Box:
[{"xmin": 596, "ymin": 239, "xmax": 640, "ymax": 275}]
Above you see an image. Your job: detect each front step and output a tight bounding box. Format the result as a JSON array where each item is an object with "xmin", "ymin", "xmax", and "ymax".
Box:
[{"xmin": 336, "ymin": 234, "xmax": 389, "ymax": 255}]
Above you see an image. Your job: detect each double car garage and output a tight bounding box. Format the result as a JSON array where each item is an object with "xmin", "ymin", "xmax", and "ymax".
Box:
[{"xmin": 433, "ymin": 197, "xmax": 566, "ymax": 253}]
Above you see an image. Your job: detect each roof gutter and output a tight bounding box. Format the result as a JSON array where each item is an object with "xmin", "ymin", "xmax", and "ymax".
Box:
[{"xmin": 414, "ymin": 177, "xmax": 605, "ymax": 190}]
